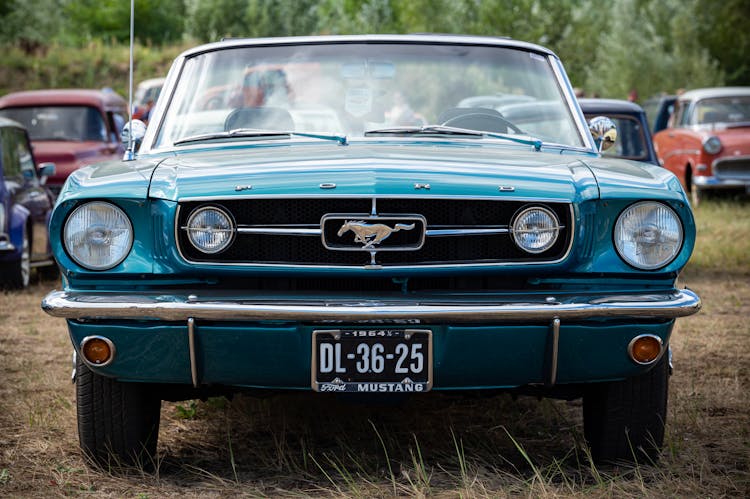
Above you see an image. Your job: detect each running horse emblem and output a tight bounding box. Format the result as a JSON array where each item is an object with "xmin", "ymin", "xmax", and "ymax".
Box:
[{"xmin": 337, "ymin": 220, "xmax": 416, "ymax": 248}]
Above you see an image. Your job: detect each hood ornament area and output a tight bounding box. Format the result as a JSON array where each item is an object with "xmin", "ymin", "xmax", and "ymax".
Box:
[
  {"xmin": 337, "ymin": 220, "xmax": 415, "ymax": 249},
  {"xmin": 321, "ymin": 214, "xmax": 426, "ymax": 254}
]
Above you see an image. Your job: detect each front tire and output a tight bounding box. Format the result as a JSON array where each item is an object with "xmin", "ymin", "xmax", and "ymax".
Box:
[
  {"xmin": 583, "ymin": 352, "xmax": 669, "ymax": 463},
  {"xmin": 76, "ymin": 357, "xmax": 161, "ymax": 468}
]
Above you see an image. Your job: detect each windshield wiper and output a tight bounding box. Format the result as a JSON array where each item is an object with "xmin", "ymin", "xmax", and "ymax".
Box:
[
  {"xmin": 174, "ymin": 128, "xmax": 347, "ymax": 146},
  {"xmin": 364, "ymin": 125, "xmax": 543, "ymax": 151}
]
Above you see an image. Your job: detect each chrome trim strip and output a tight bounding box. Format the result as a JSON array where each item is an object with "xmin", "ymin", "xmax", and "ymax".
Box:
[
  {"xmin": 693, "ymin": 175, "xmax": 750, "ymax": 188},
  {"xmin": 187, "ymin": 317, "xmax": 198, "ymax": 388},
  {"xmin": 177, "ymin": 194, "xmax": 575, "ymax": 203},
  {"xmin": 237, "ymin": 227, "xmax": 321, "ymax": 236},
  {"xmin": 547, "ymin": 318, "xmax": 560, "ymax": 386},
  {"xmin": 549, "ymin": 56, "xmax": 596, "ymax": 151},
  {"xmin": 43, "ymin": 288, "xmax": 701, "ymax": 322},
  {"xmin": 426, "ymin": 227, "xmax": 509, "ymax": 236},
  {"xmin": 661, "ymin": 149, "xmax": 701, "ymax": 161}
]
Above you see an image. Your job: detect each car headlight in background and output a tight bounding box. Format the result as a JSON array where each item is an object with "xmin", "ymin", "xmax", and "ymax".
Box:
[
  {"xmin": 511, "ymin": 206, "xmax": 560, "ymax": 253},
  {"xmin": 185, "ymin": 205, "xmax": 235, "ymax": 254},
  {"xmin": 64, "ymin": 202, "xmax": 133, "ymax": 270},
  {"xmin": 614, "ymin": 201, "xmax": 683, "ymax": 270},
  {"xmin": 702, "ymin": 135, "xmax": 722, "ymax": 155}
]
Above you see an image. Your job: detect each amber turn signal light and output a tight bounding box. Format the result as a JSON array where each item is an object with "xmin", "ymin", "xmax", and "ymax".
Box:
[
  {"xmin": 81, "ymin": 336, "xmax": 115, "ymax": 366},
  {"xmin": 628, "ymin": 334, "xmax": 663, "ymax": 364}
]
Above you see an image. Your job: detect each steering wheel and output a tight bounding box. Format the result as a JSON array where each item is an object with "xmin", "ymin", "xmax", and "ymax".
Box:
[{"xmin": 441, "ymin": 112, "xmax": 524, "ymax": 135}]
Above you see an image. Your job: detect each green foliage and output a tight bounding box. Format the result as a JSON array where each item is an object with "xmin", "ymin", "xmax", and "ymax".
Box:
[
  {"xmin": 65, "ymin": 0, "xmax": 186, "ymax": 45},
  {"xmin": 0, "ymin": 41, "xmax": 185, "ymax": 96},
  {"xmin": 0, "ymin": 0, "xmax": 68, "ymax": 50},
  {"xmin": 693, "ymin": 0, "xmax": 750, "ymax": 85},
  {"xmin": 0, "ymin": 0, "xmax": 746, "ymax": 99},
  {"xmin": 581, "ymin": 0, "xmax": 724, "ymax": 100}
]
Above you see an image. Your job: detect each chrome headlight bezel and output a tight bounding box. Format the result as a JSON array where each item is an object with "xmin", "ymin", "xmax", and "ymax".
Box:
[
  {"xmin": 63, "ymin": 201, "xmax": 134, "ymax": 270},
  {"xmin": 185, "ymin": 205, "xmax": 236, "ymax": 254},
  {"xmin": 702, "ymin": 135, "xmax": 722, "ymax": 155},
  {"xmin": 614, "ymin": 201, "xmax": 684, "ymax": 270},
  {"xmin": 511, "ymin": 205, "xmax": 560, "ymax": 254}
]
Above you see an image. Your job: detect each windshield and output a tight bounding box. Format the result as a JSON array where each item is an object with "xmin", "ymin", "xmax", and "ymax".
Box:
[
  {"xmin": 155, "ymin": 43, "xmax": 585, "ymax": 148},
  {"xmin": 0, "ymin": 106, "xmax": 108, "ymax": 142},
  {"xmin": 692, "ymin": 96, "xmax": 750, "ymax": 125}
]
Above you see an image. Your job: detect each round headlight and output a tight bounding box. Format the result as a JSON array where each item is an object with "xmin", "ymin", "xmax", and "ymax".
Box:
[
  {"xmin": 512, "ymin": 206, "xmax": 560, "ymax": 253},
  {"xmin": 185, "ymin": 206, "xmax": 235, "ymax": 254},
  {"xmin": 64, "ymin": 202, "xmax": 133, "ymax": 270},
  {"xmin": 614, "ymin": 202, "xmax": 683, "ymax": 270},
  {"xmin": 702, "ymin": 136, "xmax": 722, "ymax": 155}
]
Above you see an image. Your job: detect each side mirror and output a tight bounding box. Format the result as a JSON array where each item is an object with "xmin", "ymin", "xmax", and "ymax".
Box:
[
  {"xmin": 37, "ymin": 162, "xmax": 56, "ymax": 185},
  {"xmin": 121, "ymin": 119, "xmax": 147, "ymax": 156},
  {"xmin": 588, "ymin": 116, "xmax": 617, "ymax": 152}
]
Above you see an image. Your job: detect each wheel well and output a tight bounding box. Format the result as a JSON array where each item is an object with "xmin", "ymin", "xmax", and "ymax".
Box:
[{"xmin": 685, "ymin": 163, "xmax": 693, "ymax": 192}]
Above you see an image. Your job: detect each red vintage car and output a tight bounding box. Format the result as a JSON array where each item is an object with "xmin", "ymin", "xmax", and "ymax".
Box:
[
  {"xmin": 653, "ymin": 87, "xmax": 750, "ymax": 204},
  {"xmin": 0, "ymin": 89, "xmax": 128, "ymax": 195}
]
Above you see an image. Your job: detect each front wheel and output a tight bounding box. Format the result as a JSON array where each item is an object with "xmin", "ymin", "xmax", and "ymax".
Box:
[
  {"xmin": 76, "ymin": 357, "xmax": 161, "ymax": 468},
  {"xmin": 583, "ymin": 352, "xmax": 669, "ymax": 463}
]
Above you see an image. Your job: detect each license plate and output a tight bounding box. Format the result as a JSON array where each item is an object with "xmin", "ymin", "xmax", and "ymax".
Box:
[{"xmin": 312, "ymin": 329, "xmax": 433, "ymax": 393}]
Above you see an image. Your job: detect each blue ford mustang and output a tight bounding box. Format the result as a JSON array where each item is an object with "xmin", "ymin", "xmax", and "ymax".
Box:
[{"xmin": 42, "ymin": 35, "xmax": 700, "ymax": 466}]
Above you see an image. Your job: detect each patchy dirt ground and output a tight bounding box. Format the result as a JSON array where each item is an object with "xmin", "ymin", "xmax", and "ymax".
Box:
[{"xmin": 1, "ymin": 199, "xmax": 749, "ymax": 497}]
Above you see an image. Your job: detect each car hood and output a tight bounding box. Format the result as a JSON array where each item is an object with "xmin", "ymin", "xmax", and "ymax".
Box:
[
  {"xmin": 148, "ymin": 142, "xmax": 602, "ymax": 202},
  {"xmin": 64, "ymin": 142, "xmax": 688, "ymax": 203}
]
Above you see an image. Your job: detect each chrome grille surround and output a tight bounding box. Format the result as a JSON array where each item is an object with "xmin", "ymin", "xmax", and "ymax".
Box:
[
  {"xmin": 175, "ymin": 196, "xmax": 575, "ymax": 268},
  {"xmin": 712, "ymin": 155, "xmax": 750, "ymax": 181}
]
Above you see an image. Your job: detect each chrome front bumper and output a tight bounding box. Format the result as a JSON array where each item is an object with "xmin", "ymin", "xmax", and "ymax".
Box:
[
  {"xmin": 693, "ymin": 175, "xmax": 750, "ymax": 190},
  {"xmin": 42, "ymin": 289, "xmax": 701, "ymax": 323}
]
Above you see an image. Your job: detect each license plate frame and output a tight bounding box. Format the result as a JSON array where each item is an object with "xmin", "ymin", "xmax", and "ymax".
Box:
[{"xmin": 312, "ymin": 329, "xmax": 433, "ymax": 393}]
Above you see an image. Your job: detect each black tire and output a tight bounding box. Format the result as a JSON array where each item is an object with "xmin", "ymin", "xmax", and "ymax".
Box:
[
  {"xmin": 583, "ymin": 352, "xmax": 669, "ymax": 463},
  {"xmin": 76, "ymin": 357, "xmax": 161, "ymax": 468},
  {"xmin": 1, "ymin": 226, "xmax": 30, "ymax": 289}
]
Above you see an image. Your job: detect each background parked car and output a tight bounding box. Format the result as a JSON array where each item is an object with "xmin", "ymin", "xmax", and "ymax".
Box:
[
  {"xmin": 643, "ymin": 94, "xmax": 677, "ymax": 134},
  {"xmin": 579, "ymin": 98, "xmax": 659, "ymax": 165},
  {"xmin": 653, "ymin": 87, "xmax": 750, "ymax": 204},
  {"xmin": 0, "ymin": 118, "xmax": 56, "ymax": 288},
  {"xmin": 132, "ymin": 77, "xmax": 165, "ymax": 122},
  {"xmin": 0, "ymin": 89, "xmax": 128, "ymax": 195}
]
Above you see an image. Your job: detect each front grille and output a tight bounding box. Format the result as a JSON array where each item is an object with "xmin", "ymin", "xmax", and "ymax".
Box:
[
  {"xmin": 176, "ymin": 198, "xmax": 573, "ymax": 267},
  {"xmin": 713, "ymin": 156, "xmax": 750, "ymax": 181}
]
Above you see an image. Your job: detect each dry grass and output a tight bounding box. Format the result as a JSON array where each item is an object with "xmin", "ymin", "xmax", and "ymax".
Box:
[{"xmin": 1, "ymin": 198, "xmax": 748, "ymax": 498}]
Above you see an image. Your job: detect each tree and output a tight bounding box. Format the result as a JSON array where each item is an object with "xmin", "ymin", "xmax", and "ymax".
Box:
[
  {"xmin": 66, "ymin": 0, "xmax": 186, "ymax": 45},
  {"xmin": 0, "ymin": 0, "xmax": 68, "ymax": 52}
]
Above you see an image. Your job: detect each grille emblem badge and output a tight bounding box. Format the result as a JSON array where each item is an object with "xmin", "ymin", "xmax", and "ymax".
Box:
[
  {"xmin": 322, "ymin": 214, "xmax": 426, "ymax": 252},
  {"xmin": 337, "ymin": 220, "xmax": 415, "ymax": 249}
]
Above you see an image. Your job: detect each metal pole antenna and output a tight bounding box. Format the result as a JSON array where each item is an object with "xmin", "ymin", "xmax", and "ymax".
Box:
[{"xmin": 124, "ymin": 0, "xmax": 135, "ymax": 161}]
